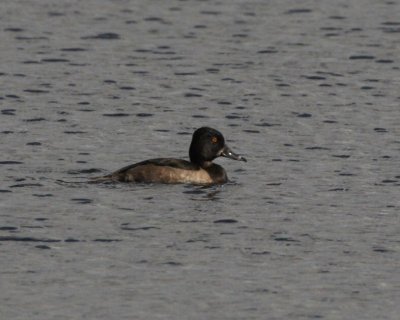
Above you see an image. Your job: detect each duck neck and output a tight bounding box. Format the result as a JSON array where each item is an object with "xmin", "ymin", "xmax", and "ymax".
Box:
[
  {"xmin": 199, "ymin": 160, "xmax": 213, "ymax": 168},
  {"xmin": 190, "ymin": 157, "xmax": 213, "ymax": 169},
  {"xmin": 189, "ymin": 142, "xmax": 215, "ymax": 168}
]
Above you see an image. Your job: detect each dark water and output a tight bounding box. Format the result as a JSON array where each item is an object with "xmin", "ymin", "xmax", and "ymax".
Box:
[{"xmin": 1, "ymin": 1, "xmax": 399, "ymax": 319}]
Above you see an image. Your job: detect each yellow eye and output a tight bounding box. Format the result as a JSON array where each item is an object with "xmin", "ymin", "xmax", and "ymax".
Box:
[{"xmin": 211, "ymin": 136, "xmax": 218, "ymax": 144}]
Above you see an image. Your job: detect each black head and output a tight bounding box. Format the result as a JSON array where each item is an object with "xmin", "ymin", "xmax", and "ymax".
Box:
[{"xmin": 189, "ymin": 127, "xmax": 246, "ymax": 167}]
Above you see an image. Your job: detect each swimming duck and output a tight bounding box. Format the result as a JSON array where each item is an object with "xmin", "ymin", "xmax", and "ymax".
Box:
[{"xmin": 93, "ymin": 127, "xmax": 246, "ymax": 185}]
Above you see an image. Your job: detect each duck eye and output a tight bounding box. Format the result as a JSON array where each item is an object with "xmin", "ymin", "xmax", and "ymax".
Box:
[{"xmin": 211, "ymin": 136, "xmax": 218, "ymax": 144}]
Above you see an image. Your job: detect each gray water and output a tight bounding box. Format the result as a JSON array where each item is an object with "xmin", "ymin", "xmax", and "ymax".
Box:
[{"xmin": 1, "ymin": 0, "xmax": 399, "ymax": 319}]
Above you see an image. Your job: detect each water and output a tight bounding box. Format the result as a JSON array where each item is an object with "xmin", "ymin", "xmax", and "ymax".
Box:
[{"xmin": 1, "ymin": 0, "xmax": 399, "ymax": 319}]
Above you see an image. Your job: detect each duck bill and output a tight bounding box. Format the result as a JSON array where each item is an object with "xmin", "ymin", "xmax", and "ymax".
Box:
[{"xmin": 220, "ymin": 145, "xmax": 247, "ymax": 162}]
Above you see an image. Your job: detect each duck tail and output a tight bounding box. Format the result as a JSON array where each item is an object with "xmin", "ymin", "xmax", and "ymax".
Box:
[{"xmin": 88, "ymin": 174, "xmax": 115, "ymax": 184}]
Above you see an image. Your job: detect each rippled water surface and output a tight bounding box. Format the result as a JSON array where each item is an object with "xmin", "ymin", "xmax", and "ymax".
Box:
[{"xmin": 1, "ymin": 1, "xmax": 399, "ymax": 319}]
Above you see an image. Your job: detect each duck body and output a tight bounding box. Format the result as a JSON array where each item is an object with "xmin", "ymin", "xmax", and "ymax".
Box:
[
  {"xmin": 93, "ymin": 127, "xmax": 246, "ymax": 185},
  {"xmin": 107, "ymin": 158, "xmax": 227, "ymax": 184}
]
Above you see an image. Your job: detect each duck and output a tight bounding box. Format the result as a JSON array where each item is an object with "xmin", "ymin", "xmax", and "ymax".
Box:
[{"xmin": 92, "ymin": 127, "xmax": 246, "ymax": 185}]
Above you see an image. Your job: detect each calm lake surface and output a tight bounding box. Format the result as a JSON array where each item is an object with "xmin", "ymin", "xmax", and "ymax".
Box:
[{"xmin": 1, "ymin": 1, "xmax": 399, "ymax": 319}]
